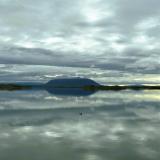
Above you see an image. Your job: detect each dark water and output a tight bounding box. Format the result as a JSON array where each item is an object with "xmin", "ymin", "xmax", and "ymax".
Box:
[{"xmin": 0, "ymin": 65, "xmax": 160, "ymax": 160}]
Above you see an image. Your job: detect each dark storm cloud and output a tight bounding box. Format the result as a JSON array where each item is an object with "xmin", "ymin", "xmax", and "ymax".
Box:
[
  {"xmin": 0, "ymin": 46, "xmax": 97, "ymax": 68},
  {"xmin": 0, "ymin": 46, "xmax": 159, "ymax": 74}
]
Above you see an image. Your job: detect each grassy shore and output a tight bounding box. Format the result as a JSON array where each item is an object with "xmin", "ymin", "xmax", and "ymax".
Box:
[
  {"xmin": 0, "ymin": 84, "xmax": 160, "ymax": 91},
  {"xmin": 83, "ymin": 85, "xmax": 160, "ymax": 91},
  {"xmin": 0, "ymin": 84, "xmax": 31, "ymax": 91}
]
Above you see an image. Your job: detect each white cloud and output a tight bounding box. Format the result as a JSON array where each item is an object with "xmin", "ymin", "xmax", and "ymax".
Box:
[{"xmin": 0, "ymin": 0, "xmax": 160, "ymax": 74}]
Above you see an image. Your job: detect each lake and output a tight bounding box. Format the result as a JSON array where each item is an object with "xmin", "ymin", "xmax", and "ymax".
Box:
[{"xmin": 0, "ymin": 65, "xmax": 160, "ymax": 160}]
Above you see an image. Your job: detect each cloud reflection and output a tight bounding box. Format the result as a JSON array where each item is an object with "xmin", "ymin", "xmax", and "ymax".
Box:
[{"xmin": 0, "ymin": 101, "xmax": 160, "ymax": 159}]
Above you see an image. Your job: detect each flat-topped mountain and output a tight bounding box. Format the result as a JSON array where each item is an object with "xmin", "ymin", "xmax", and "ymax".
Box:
[
  {"xmin": 45, "ymin": 77, "xmax": 100, "ymax": 96},
  {"xmin": 46, "ymin": 77, "xmax": 100, "ymax": 88}
]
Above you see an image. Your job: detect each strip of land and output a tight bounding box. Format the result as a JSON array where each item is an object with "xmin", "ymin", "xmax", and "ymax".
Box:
[
  {"xmin": 0, "ymin": 84, "xmax": 160, "ymax": 91},
  {"xmin": 84, "ymin": 85, "xmax": 160, "ymax": 91},
  {"xmin": 0, "ymin": 84, "xmax": 31, "ymax": 91}
]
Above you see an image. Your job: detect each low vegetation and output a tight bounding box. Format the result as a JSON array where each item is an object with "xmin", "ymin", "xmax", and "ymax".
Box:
[{"xmin": 0, "ymin": 84, "xmax": 31, "ymax": 91}]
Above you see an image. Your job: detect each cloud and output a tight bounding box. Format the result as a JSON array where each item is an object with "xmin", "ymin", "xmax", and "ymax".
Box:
[
  {"xmin": 0, "ymin": 0, "xmax": 160, "ymax": 75},
  {"xmin": 0, "ymin": 45, "xmax": 160, "ymax": 74}
]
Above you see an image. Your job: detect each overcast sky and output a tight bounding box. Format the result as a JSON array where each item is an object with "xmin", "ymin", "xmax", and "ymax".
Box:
[{"xmin": 0, "ymin": 0, "xmax": 160, "ymax": 74}]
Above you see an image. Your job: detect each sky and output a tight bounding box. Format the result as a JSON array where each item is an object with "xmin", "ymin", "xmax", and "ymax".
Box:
[
  {"xmin": 0, "ymin": 1, "xmax": 160, "ymax": 158},
  {"xmin": 0, "ymin": 0, "xmax": 160, "ymax": 75}
]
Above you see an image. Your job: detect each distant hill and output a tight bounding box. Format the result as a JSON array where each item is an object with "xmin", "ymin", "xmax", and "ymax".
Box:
[
  {"xmin": 45, "ymin": 77, "xmax": 100, "ymax": 96},
  {"xmin": 46, "ymin": 77, "xmax": 100, "ymax": 88}
]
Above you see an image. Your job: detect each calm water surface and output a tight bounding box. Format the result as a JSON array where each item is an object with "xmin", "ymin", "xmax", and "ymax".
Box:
[{"xmin": 0, "ymin": 65, "xmax": 160, "ymax": 160}]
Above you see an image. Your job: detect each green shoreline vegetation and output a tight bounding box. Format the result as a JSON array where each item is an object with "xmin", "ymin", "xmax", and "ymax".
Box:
[
  {"xmin": 0, "ymin": 84, "xmax": 31, "ymax": 91},
  {"xmin": 0, "ymin": 84, "xmax": 160, "ymax": 91},
  {"xmin": 83, "ymin": 85, "xmax": 160, "ymax": 91}
]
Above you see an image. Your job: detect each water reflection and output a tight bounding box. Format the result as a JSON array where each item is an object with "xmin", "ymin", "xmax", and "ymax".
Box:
[{"xmin": 0, "ymin": 88, "xmax": 159, "ymax": 159}]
